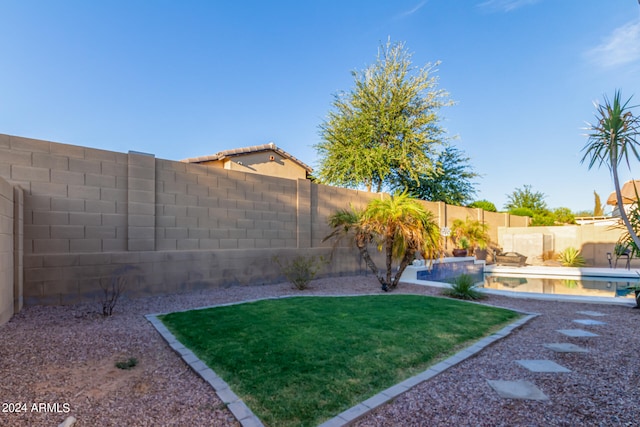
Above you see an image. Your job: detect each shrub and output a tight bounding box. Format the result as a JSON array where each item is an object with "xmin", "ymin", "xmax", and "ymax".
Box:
[
  {"xmin": 557, "ymin": 247, "xmax": 586, "ymax": 267},
  {"xmin": 115, "ymin": 357, "xmax": 138, "ymax": 370},
  {"xmin": 274, "ymin": 255, "xmax": 326, "ymax": 290},
  {"xmin": 101, "ymin": 265, "xmax": 141, "ymax": 317},
  {"xmin": 442, "ymin": 274, "xmax": 485, "ymax": 300},
  {"xmin": 552, "ymin": 207, "xmax": 576, "ymax": 224},
  {"xmin": 468, "ymin": 200, "xmax": 497, "ymax": 212},
  {"xmin": 509, "ymin": 207, "xmax": 534, "ymax": 217}
]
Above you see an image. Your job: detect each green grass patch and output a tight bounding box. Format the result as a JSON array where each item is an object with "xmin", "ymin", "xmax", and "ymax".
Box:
[{"xmin": 160, "ymin": 295, "xmax": 519, "ymax": 426}]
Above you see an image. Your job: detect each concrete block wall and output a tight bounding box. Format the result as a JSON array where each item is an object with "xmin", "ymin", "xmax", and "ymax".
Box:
[
  {"xmin": 154, "ymin": 159, "xmax": 298, "ymax": 251},
  {"xmin": 311, "ymin": 185, "xmax": 382, "ymax": 247},
  {"xmin": 498, "ymin": 224, "xmax": 626, "ymax": 267},
  {"xmin": 426, "ymin": 201, "xmax": 530, "ymax": 247},
  {"xmin": 0, "ymin": 133, "xmax": 522, "ymax": 305},
  {"xmin": 0, "ymin": 134, "xmax": 129, "ymax": 256},
  {"xmin": 13, "ymin": 186, "xmax": 23, "ymax": 314},
  {"xmin": 0, "ymin": 176, "xmax": 14, "ymax": 324}
]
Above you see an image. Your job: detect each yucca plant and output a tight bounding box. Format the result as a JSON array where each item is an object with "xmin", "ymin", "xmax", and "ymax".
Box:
[
  {"xmin": 582, "ymin": 90, "xmax": 640, "ymax": 252},
  {"xmin": 557, "ymin": 247, "xmax": 586, "ymax": 267},
  {"xmin": 442, "ymin": 274, "xmax": 485, "ymax": 300}
]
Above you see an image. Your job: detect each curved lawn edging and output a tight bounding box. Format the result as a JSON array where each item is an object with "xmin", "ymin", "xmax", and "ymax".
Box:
[{"xmin": 145, "ymin": 295, "xmax": 538, "ymax": 427}]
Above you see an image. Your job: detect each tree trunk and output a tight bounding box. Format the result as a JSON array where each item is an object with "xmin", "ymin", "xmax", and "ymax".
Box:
[
  {"xmin": 391, "ymin": 250, "xmax": 415, "ymax": 289},
  {"xmin": 612, "ymin": 161, "xmax": 640, "ymax": 250},
  {"xmin": 385, "ymin": 234, "xmax": 394, "ymax": 290},
  {"xmin": 356, "ymin": 242, "xmax": 385, "ymax": 288}
]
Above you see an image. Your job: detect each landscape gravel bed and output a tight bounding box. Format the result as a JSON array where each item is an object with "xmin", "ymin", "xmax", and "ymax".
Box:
[{"xmin": 1, "ymin": 276, "xmax": 639, "ymax": 426}]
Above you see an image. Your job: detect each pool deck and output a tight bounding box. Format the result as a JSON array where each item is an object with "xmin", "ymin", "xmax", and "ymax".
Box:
[{"xmin": 401, "ymin": 264, "xmax": 639, "ymax": 307}]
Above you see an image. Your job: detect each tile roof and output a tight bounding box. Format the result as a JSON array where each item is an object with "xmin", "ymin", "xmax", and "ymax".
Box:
[{"xmin": 181, "ymin": 142, "xmax": 312, "ymax": 172}]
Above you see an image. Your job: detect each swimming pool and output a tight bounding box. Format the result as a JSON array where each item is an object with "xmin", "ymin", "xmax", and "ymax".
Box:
[{"xmin": 482, "ymin": 266, "xmax": 640, "ymax": 302}]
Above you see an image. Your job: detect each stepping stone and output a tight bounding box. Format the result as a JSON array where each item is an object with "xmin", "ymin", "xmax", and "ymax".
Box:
[
  {"xmin": 516, "ymin": 360, "xmax": 571, "ymax": 373},
  {"xmin": 487, "ymin": 380, "xmax": 549, "ymax": 400},
  {"xmin": 577, "ymin": 310, "xmax": 606, "ymax": 317},
  {"xmin": 557, "ymin": 329, "xmax": 599, "ymax": 337},
  {"xmin": 543, "ymin": 343, "xmax": 589, "ymax": 353},
  {"xmin": 573, "ymin": 319, "xmax": 607, "ymax": 326}
]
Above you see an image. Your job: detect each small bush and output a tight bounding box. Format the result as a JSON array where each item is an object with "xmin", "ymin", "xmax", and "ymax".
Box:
[
  {"xmin": 509, "ymin": 207, "xmax": 534, "ymax": 218},
  {"xmin": 115, "ymin": 357, "xmax": 138, "ymax": 370},
  {"xmin": 274, "ymin": 255, "xmax": 326, "ymax": 290},
  {"xmin": 468, "ymin": 200, "xmax": 497, "ymax": 212},
  {"xmin": 442, "ymin": 274, "xmax": 485, "ymax": 300},
  {"xmin": 101, "ymin": 265, "xmax": 141, "ymax": 317},
  {"xmin": 557, "ymin": 247, "xmax": 586, "ymax": 267}
]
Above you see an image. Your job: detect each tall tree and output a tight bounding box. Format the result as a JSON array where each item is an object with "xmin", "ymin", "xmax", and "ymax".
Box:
[
  {"xmin": 324, "ymin": 192, "xmax": 440, "ymax": 291},
  {"xmin": 315, "ymin": 40, "xmax": 452, "ymax": 192},
  {"xmin": 504, "ymin": 185, "xmax": 548, "ymax": 213},
  {"xmin": 593, "ymin": 191, "xmax": 604, "ymax": 216},
  {"xmin": 396, "ymin": 144, "xmax": 479, "ymax": 205},
  {"xmin": 581, "ymin": 91, "xmax": 640, "ymax": 249}
]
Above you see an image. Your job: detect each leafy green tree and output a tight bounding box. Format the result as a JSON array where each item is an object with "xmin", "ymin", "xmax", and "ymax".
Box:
[
  {"xmin": 397, "ymin": 145, "xmax": 478, "ymax": 205},
  {"xmin": 324, "ymin": 192, "xmax": 440, "ymax": 291},
  {"xmin": 581, "ymin": 90, "xmax": 640, "ymax": 249},
  {"xmin": 593, "ymin": 191, "xmax": 604, "ymax": 216},
  {"xmin": 505, "ymin": 185, "xmax": 548, "ymax": 213},
  {"xmin": 531, "ymin": 212, "xmax": 555, "ymax": 226},
  {"xmin": 469, "ymin": 199, "xmax": 497, "ymax": 212},
  {"xmin": 552, "ymin": 207, "xmax": 576, "ymax": 224},
  {"xmin": 315, "ymin": 40, "xmax": 452, "ymax": 192},
  {"xmin": 509, "ymin": 207, "xmax": 534, "ymax": 218}
]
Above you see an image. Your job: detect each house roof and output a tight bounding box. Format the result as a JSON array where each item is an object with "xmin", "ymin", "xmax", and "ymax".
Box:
[
  {"xmin": 181, "ymin": 142, "xmax": 312, "ymax": 172},
  {"xmin": 606, "ymin": 180, "xmax": 640, "ymax": 205}
]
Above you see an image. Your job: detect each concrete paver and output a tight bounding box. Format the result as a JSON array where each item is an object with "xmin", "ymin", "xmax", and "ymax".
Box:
[
  {"xmin": 487, "ymin": 380, "xmax": 549, "ymax": 400},
  {"xmin": 557, "ymin": 329, "xmax": 599, "ymax": 337},
  {"xmin": 573, "ymin": 319, "xmax": 607, "ymax": 326},
  {"xmin": 576, "ymin": 310, "xmax": 606, "ymax": 316},
  {"xmin": 516, "ymin": 359, "xmax": 571, "ymax": 373},
  {"xmin": 543, "ymin": 343, "xmax": 589, "ymax": 353}
]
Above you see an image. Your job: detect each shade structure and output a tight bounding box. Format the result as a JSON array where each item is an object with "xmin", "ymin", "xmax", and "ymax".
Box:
[{"xmin": 606, "ymin": 180, "xmax": 640, "ymax": 205}]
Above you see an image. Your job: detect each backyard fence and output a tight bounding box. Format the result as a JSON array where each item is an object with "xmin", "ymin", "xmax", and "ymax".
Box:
[{"xmin": 0, "ymin": 133, "xmax": 528, "ymax": 324}]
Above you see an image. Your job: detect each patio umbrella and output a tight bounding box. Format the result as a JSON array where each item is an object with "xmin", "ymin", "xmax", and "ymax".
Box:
[{"xmin": 606, "ymin": 180, "xmax": 640, "ymax": 205}]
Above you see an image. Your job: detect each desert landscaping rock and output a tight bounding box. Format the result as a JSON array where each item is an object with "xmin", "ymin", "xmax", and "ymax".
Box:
[
  {"xmin": 2, "ymin": 276, "xmax": 640, "ymax": 426},
  {"xmin": 57, "ymin": 416, "xmax": 76, "ymax": 427}
]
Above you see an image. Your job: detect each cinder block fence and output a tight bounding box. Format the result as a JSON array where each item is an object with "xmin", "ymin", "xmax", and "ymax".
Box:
[{"xmin": 0, "ymin": 133, "xmax": 527, "ymax": 325}]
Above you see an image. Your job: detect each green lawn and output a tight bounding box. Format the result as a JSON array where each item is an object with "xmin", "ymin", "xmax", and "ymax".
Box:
[{"xmin": 160, "ymin": 295, "xmax": 519, "ymax": 427}]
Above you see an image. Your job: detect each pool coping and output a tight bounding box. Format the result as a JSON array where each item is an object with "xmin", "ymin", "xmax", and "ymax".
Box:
[
  {"xmin": 145, "ymin": 295, "xmax": 538, "ymax": 427},
  {"xmin": 485, "ymin": 265, "xmax": 640, "ymax": 279},
  {"xmin": 402, "ymin": 265, "xmax": 639, "ymax": 307}
]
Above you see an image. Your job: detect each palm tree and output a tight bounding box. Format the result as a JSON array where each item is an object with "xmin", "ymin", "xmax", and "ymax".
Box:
[
  {"xmin": 325, "ymin": 192, "xmax": 440, "ymax": 291},
  {"xmin": 450, "ymin": 218, "xmax": 490, "ymax": 255},
  {"xmin": 581, "ymin": 90, "xmax": 640, "ymax": 250},
  {"xmin": 324, "ymin": 206, "xmax": 380, "ymax": 279}
]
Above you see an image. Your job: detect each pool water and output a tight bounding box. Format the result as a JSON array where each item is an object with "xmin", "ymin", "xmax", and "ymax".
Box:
[{"xmin": 482, "ymin": 273, "xmax": 639, "ymax": 299}]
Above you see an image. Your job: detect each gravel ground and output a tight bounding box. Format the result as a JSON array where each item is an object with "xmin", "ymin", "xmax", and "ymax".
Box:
[{"xmin": 1, "ymin": 276, "xmax": 639, "ymax": 427}]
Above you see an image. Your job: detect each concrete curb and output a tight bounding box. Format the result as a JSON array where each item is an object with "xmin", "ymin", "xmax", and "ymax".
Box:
[
  {"xmin": 146, "ymin": 297, "xmax": 538, "ymax": 427},
  {"xmin": 145, "ymin": 313, "xmax": 266, "ymax": 427}
]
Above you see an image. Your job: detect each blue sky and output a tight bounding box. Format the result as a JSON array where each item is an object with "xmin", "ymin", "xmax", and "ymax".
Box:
[{"xmin": 1, "ymin": 0, "xmax": 639, "ymax": 212}]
